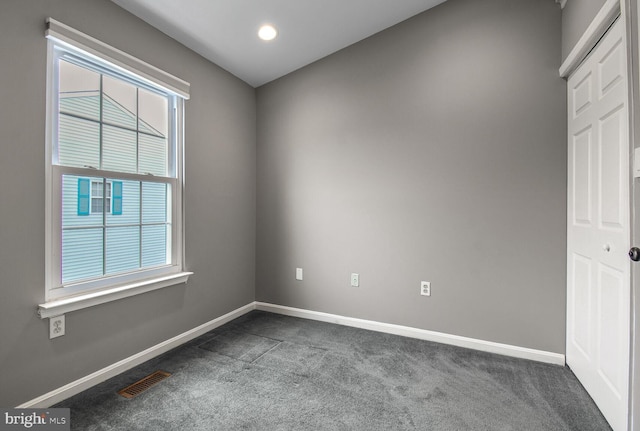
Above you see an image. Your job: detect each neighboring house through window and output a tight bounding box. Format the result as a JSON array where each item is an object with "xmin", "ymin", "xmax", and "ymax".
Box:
[{"xmin": 42, "ymin": 18, "xmax": 191, "ymax": 311}]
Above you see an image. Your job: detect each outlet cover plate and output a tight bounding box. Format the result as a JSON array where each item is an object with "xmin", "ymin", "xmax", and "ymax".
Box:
[
  {"xmin": 421, "ymin": 281, "xmax": 431, "ymax": 297},
  {"xmin": 50, "ymin": 315, "xmax": 65, "ymax": 339},
  {"xmin": 296, "ymin": 268, "xmax": 303, "ymax": 281},
  {"xmin": 351, "ymin": 273, "xmax": 359, "ymax": 287}
]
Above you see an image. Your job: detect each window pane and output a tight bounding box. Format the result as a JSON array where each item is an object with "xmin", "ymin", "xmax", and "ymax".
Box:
[
  {"xmin": 62, "ymin": 175, "xmax": 104, "ymax": 227},
  {"xmin": 59, "ymin": 60, "xmax": 100, "ymax": 120},
  {"xmin": 139, "ymin": 134, "xmax": 167, "ymax": 176},
  {"xmin": 138, "ymin": 88, "xmax": 167, "ymax": 137},
  {"xmin": 62, "ymin": 228, "xmax": 103, "ymax": 283},
  {"xmin": 91, "ymin": 197, "xmax": 103, "ymax": 214},
  {"xmin": 142, "ymin": 225, "xmax": 168, "ymax": 267},
  {"xmin": 103, "ymin": 125, "xmax": 137, "ymax": 173},
  {"xmin": 142, "ymin": 182, "xmax": 167, "ymax": 223},
  {"xmin": 58, "ymin": 115, "xmax": 100, "ymax": 168},
  {"xmin": 106, "ymin": 226, "xmax": 140, "ymax": 274},
  {"xmin": 106, "ymin": 180, "xmax": 140, "ymax": 225},
  {"xmin": 103, "ymin": 75, "xmax": 137, "ymax": 129},
  {"xmin": 91, "ymin": 181, "xmax": 106, "ymax": 213},
  {"xmin": 92, "ymin": 181, "xmax": 103, "ymax": 197}
]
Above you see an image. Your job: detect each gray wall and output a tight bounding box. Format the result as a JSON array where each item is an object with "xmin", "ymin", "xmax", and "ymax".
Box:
[
  {"xmin": 256, "ymin": 0, "xmax": 566, "ymax": 353},
  {"xmin": 0, "ymin": 0, "xmax": 256, "ymax": 407},
  {"xmin": 561, "ymin": 0, "xmax": 608, "ymax": 60}
]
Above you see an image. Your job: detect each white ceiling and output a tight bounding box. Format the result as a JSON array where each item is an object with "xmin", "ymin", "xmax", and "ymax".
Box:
[{"xmin": 110, "ymin": 0, "xmax": 447, "ymax": 87}]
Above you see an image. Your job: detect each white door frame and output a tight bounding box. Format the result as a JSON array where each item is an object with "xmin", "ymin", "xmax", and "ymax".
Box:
[
  {"xmin": 626, "ymin": 0, "xmax": 640, "ymax": 429},
  {"xmin": 560, "ymin": 1, "xmax": 635, "ymax": 430}
]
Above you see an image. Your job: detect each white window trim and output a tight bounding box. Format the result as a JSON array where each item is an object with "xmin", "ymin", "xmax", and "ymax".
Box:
[
  {"xmin": 45, "ymin": 18, "xmax": 190, "ymax": 99},
  {"xmin": 41, "ymin": 19, "xmax": 191, "ymax": 317},
  {"xmin": 38, "ymin": 272, "xmax": 192, "ymax": 319}
]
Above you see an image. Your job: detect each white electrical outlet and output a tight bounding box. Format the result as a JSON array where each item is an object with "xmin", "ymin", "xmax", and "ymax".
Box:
[
  {"xmin": 351, "ymin": 273, "xmax": 359, "ymax": 287},
  {"xmin": 296, "ymin": 267, "xmax": 303, "ymax": 281},
  {"xmin": 420, "ymin": 281, "xmax": 431, "ymax": 297},
  {"xmin": 50, "ymin": 315, "xmax": 65, "ymax": 339}
]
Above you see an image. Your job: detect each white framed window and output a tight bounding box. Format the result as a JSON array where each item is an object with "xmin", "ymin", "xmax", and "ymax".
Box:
[
  {"xmin": 42, "ymin": 19, "xmax": 191, "ymax": 313},
  {"xmin": 90, "ymin": 180, "xmax": 113, "ymax": 214}
]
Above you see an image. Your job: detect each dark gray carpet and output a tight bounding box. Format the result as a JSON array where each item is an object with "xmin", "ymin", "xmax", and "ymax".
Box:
[{"xmin": 57, "ymin": 310, "xmax": 612, "ymax": 430}]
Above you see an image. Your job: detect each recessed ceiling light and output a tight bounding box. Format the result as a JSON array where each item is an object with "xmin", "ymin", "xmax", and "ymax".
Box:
[{"xmin": 258, "ymin": 24, "xmax": 278, "ymax": 41}]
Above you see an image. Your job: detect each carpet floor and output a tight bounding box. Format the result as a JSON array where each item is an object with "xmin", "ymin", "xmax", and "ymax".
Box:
[{"xmin": 57, "ymin": 310, "xmax": 612, "ymax": 430}]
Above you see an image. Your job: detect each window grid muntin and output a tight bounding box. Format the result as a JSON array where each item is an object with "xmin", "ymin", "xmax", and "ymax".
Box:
[{"xmin": 58, "ymin": 112, "xmax": 166, "ymax": 139}]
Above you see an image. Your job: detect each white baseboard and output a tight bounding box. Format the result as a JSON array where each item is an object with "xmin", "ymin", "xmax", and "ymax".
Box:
[
  {"xmin": 20, "ymin": 300, "xmax": 565, "ymax": 407},
  {"xmin": 255, "ymin": 302, "xmax": 566, "ymax": 366},
  {"xmin": 17, "ymin": 302, "xmax": 255, "ymax": 408}
]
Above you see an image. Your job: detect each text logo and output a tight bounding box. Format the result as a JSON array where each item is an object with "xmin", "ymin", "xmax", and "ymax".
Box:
[{"xmin": 0, "ymin": 409, "xmax": 69, "ymax": 431}]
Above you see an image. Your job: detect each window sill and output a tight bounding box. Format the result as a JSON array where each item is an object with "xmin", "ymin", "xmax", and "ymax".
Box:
[{"xmin": 37, "ymin": 272, "xmax": 193, "ymax": 319}]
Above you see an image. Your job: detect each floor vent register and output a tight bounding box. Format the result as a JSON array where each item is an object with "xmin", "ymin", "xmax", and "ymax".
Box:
[{"xmin": 117, "ymin": 370, "xmax": 172, "ymax": 399}]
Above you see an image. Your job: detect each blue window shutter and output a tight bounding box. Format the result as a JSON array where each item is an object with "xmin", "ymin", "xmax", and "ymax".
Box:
[
  {"xmin": 77, "ymin": 178, "xmax": 90, "ymax": 216},
  {"xmin": 112, "ymin": 181, "xmax": 123, "ymax": 215}
]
